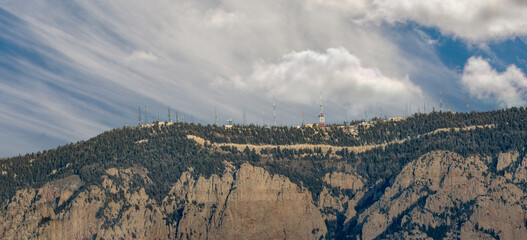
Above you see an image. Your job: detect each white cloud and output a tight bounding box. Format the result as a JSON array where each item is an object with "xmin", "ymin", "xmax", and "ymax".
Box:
[
  {"xmin": 308, "ymin": 0, "xmax": 370, "ymax": 16},
  {"xmin": 126, "ymin": 50, "xmax": 158, "ymax": 63},
  {"xmin": 0, "ymin": 0, "xmax": 460, "ymax": 156},
  {"xmin": 316, "ymin": 0, "xmax": 527, "ymax": 42},
  {"xmin": 215, "ymin": 48, "xmax": 423, "ymax": 115},
  {"xmin": 205, "ymin": 9, "xmax": 238, "ymax": 28},
  {"xmin": 461, "ymin": 56, "xmax": 527, "ymax": 107}
]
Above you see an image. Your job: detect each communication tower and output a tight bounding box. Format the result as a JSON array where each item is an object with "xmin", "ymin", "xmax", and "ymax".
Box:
[
  {"xmin": 243, "ymin": 109, "xmax": 246, "ymax": 126},
  {"xmin": 273, "ymin": 97, "xmax": 276, "ymax": 127},
  {"xmin": 318, "ymin": 91, "xmax": 325, "ymax": 127},
  {"xmin": 302, "ymin": 110, "xmax": 305, "ymax": 127},
  {"xmin": 144, "ymin": 106, "xmax": 148, "ymax": 124},
  {"xmin": 138, "ymin": 106, "xmax": 142, "ymax": 126},
  {"xmin": 215, "ymin": 108, "xmax": 218, "ymax": 126},
  {"xmin": 439, "ymin": 92, "xmax": 444, "ymax": 112},
  {"xmin": 467, "ymin": 98, "xmax": 470, "ymax": 113},
  {"xmin": 344, "ymin": 112, "xmax": 348, "ymax": 127},
  {"xmin": 168, "ymin": 106, "xmax": 171, "ymax": 122}
]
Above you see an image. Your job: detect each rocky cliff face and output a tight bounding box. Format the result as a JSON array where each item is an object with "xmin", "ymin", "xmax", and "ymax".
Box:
[
  {"xmin": 164, "ymin": 162, "xmax": 327, "ymax": 240},
  {"xmin": 2, "ymin": 150, "xmax": 527, "ymax": 239},
  {"xmin": 0, "ymin": 163, "xmax": 326, "ymax": 240},
  {"xmin": 355, "ymin": 151, "xmax": 527, "ymax": 240}
]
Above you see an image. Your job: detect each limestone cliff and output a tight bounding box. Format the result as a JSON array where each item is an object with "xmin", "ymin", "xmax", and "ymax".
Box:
[
  {"xmin": 355, "ymin": 151, "xmax": 527, "ymax": 240},
  {"xmin": 2, "ymin": 151, "xmax": 527, "ymax": 239},
  {"xmin": 0, "ymin": 163, "xmax": 326, "ymax": 240}
]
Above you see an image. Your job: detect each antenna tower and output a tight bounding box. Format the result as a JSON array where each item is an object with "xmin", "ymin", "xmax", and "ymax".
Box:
[
  {"xmin": 175, "ymin": 110, "xmax": 179, "ymax": 123},
  {"xmin": 302, "ymin": 110, "xmax": 305, "ymax": 127},
  {"xmin": 467, "ymin": 98, "xmax": 470, "ymax": 113},
  {"xmin": 318, "ymin": 91, "xmax": 325, "ymax": 127},
  {"xmin": 138, "ymin": 106, "xmax": 142, "ymax": 126},
  {"xmin": 273, "ymin": 97, "xmax": 276, "ymax": 127},
  {"xmin": 144, "ymin": 106, "xmax": 148, "ymax": 124},
  {"xmin": 243, "ymin": 109, "xmax": 246, "ymax": 125},
  {"xmin": 439, "ymin": 92, "xmax": 443, "ymax": 112},
  {"xmin": 168, "ymin": 106, "xmax": 171, "ymax": 122},
  {"xmin": 215, "ymin": 108, "xmax": 218, "ymax": 126}
]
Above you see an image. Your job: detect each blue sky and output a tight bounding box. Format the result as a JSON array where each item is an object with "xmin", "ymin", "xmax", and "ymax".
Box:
[{"xmin": 1, "ymin": 0, "xmax": 527, "ymax": 157}]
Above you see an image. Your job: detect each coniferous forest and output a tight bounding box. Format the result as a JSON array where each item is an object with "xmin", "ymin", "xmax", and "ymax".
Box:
[{"xmin": 2, "ymin": 107, "xmax": 527, "ymax": 207}]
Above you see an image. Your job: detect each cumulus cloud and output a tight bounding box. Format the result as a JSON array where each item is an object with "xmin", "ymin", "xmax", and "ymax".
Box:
[
  {"xmin": 316, "ymin": 0, "xmax": 527, "ymax": 42},
  {"xmin": 216, "ymin": 48, "xmax": 423, "ymax": 114},
  {"xmin": 461, "ymin": 56, "xmax": 527, "ymax": 107}
]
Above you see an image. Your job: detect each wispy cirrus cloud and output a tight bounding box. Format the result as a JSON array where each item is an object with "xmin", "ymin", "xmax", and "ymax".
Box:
[{"xmin": 1, "ymin": 0, "xmax": 522, "ymax": 157}]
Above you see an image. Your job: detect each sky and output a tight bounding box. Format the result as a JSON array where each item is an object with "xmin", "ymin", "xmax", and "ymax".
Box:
[{"xmin": 1, "ymin": 0, "xmax": 527, "ymax": 157}]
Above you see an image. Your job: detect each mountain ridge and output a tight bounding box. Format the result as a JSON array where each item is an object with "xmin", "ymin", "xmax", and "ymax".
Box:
[{"xmin": 2, "ymin": 108, "xmax": 527, "ymax": 239}]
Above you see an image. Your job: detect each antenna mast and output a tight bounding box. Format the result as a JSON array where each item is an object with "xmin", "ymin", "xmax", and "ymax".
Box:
[
  {"xmin": 467, "ymin": 98, "xmax": 470, "ymax": 113},
  {"xmin": 168, "ymin": 106, "xmax": 171, "ymax": 122},
  {"xmin": 215, "ymin": 107, "xmax": 218, "ymax": 126},
  {"xmin": 138, "ymin": 106, "xmax": 142, "ymax": 126},
  {"xmin": 243, "ymin": 108, "xmax": 246, "ymax": 126},
  {"xmin": 345, "ymin": 111, "xmax": 348, "ymax": 127},
  {"xmin": 144, "ymin": 106, "xmax": 148, "ymax": 124},
  {"xmin": 302, "ymin": 110, "xmax": 305, "ymax": 127},
  {"xmin": 439, "ymin": 92, "xmax": 443, "ymax": 112},
  {"xmin": 318, "ymin": 91, "xmax": 325, "ymax": 127},
  {"xmin": 273, "ymin": 97, "xmax": 276, "ymax": 127}
]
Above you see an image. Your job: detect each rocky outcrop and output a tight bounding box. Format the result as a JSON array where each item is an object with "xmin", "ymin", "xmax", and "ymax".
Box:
[
  {"xmin": 2, "ymin": 151, "xmax": 527, "ymax": 239},
  {"xmin": 0, "ymin": 163, "xmax": 326, "ymax": 240},
  {"xmin": 324, "ymin": 172, "xmax": 363, "ymax": 191},
  {"xmin": 0, "ymin": 169, "xmax": 170, "ymax": 240},
  {"xmin": 318, "ymin": 172, "xmax": 365, "ymax": 224},
  {"xmin": 497, "ymin": 151, "xmax": 519, "ymax": 171},
  {"xmin": 164, "ymin": 162, "xmax": 326, "ymax": 239},
  {"xmin": 355, "ymin": 151, "xmax": 527, "ymax": 240}
]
